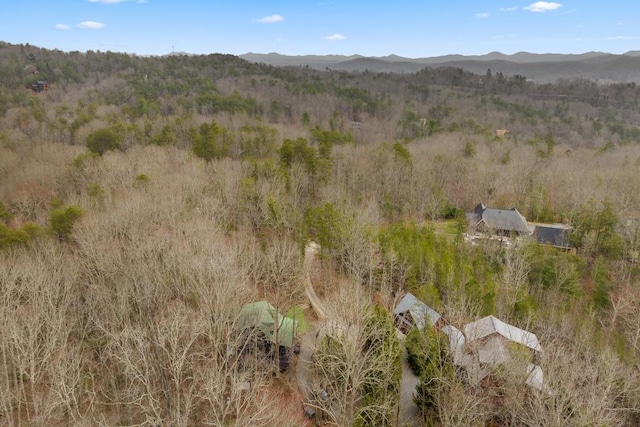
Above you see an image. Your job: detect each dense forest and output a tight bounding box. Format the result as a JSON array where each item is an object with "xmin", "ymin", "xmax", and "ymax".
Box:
[{"xmin": 1, "ymin": 41, "xmax": 640, "ymax": 426}]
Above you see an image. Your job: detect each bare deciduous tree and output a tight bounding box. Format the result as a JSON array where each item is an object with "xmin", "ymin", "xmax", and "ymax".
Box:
[{"xmin": 308, "ymin": 285, "xmax": 401, "ymax": 426}]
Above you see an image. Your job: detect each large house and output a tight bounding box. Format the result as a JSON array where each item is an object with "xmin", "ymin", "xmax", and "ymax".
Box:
[
  {"xmin": 461, "ymin": 315, "xmax": 544, "ymax": 389},
  {"xmin": 395, "ymin": 291, "xmax": 547, "ymax": 392},
  {"xmin": 467, "ymin": 202, "xmax": 572, "ymax": 250},
  {"xmin": 440, "ymin": 316, "xmax": 545, "ymax": 391},
  {"xmin": 466, "ymin": 203, "xmax": 533, "ymax": 235}
]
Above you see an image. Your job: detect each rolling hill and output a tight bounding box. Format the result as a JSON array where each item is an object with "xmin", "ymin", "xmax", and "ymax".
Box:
[{"xmin": 240, "ymin": 51, "xmax": 640, "ymax": 83}]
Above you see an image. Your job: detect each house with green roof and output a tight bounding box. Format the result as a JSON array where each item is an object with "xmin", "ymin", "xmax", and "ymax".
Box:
[{"xmin": 237, "ymin": 301, "xmax": 298, "ymax": 371}]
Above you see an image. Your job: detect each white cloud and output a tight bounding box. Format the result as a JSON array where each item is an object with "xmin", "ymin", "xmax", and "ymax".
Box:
[
  {"xmin": 78, "ymin": 21, "xmax": 107, "ymax": 29},
  {"xmin": 256, "ymin": 14, "xmax": 284, "ymax": 24},
  {"xmin": 55, "ymin": 23, "xmax": 70, "ymax": 30},
  {"xmin": 325, "ymin": 33, "xmax": 345, "ymax": 41},
  {"xmin": 500, "ymin": 7, "xmax": 517, "ymax": 12},
  {"xmin": 605, "ymin": 35, "xmax": 639, "ymax": 41},
  {"xmin": 476, "ymin": 12, "xmax": 489, "ymax": 18},
  {"xmin": 524, "ymin": 2, "xmax": 562, "ymax": 12}
]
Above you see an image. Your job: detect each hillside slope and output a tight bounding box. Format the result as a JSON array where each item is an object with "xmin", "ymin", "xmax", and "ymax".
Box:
[{"xmin": 241, "ymin": 51, "xmax": 640, "ymax": 83}]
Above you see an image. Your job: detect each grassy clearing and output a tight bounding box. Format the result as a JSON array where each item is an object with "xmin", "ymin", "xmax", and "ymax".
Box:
[
  {"xmin": 287, "ymin": 305, "xmax": 310, "ymax": 333},
  {"xmin": 429, "ymin": 220, "xmax": 459, "ymax": 236}
]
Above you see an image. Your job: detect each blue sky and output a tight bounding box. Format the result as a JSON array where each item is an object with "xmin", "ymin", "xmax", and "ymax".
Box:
[{"xmin": 1, "ymin": 1, "xmax": 639, "ymax": 57}]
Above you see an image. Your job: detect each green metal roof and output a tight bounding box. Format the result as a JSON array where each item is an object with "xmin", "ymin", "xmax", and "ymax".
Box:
[{"xmin": 238, "ymin": 301, "xmax": 297, "ymax": 348}]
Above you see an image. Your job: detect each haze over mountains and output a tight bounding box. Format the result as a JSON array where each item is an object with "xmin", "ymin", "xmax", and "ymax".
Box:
[{"xmin": 240, "ymin": 51, "xmax": 640, "ymax": 84}]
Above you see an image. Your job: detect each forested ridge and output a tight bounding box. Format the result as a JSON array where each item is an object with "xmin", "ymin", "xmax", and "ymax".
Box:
[{"xmin": 1, "ymin": 41, "xmax": 640, "ymax": 426}]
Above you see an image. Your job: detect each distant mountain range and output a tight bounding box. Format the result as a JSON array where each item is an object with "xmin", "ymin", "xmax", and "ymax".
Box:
[{"xmin": 239, "ymin": 51, "xmax": 640, "ymax": 84}]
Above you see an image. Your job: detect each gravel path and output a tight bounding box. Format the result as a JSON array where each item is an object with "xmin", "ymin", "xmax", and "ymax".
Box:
[
  {"xmin": 399, "ymin": 345, "xmax": 421, "ymax": 426},
  {"xmin": 297, "ymin": 242, "xmax": 420, "ymax": 426},
  {"xmin": 303, "ymin": 242, "xmax": 326, "ymax": 321},
  {"xmin": 296, "ymin": 242, "xmax": 323, "ymax": 419}
]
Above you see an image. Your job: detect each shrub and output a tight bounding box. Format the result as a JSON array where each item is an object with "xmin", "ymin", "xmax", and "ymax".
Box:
[
  {"xmin": 135, "ymin": 173, "xmax": 150, "ymax": 183},
  {"xmin": 191, "ymin": 120, "xmax": 233, "ymax": 162},
  {"xmin": 239, "ymin": 125, "xmax": 278, "ymax": 159},
  {"xmin": 405, "ymin": 328, "xmax": 427, "ymax": 376},
  {"xmin": 570, "ymin": 201, "xmax": 623, "ymax": 259},
  {"xmin": 355, "ymin": 306, "xmax": 402, "ymax": 427},
  {"xmin": 50, "ymin": 205, "xmax": 83, "ymax": 241},
  {"xmin": 0, "ymin": 201, "xmax": 13, "ymax": 224},
  {"xmin": 0, "ymin": 222, "xmax": 42, "ymax": 249},
  {"xmin": 73, "ymin": 152, "xmax": 99, "ymax": 169},
  {"xmin": 592, "ymin": 256, "xmax": 611, "ymax": 310},
  {"xmin": 441, "ymin": 202, "xmax": 464, "ymax": 220},
  {"xmin": 462, "ymin": 141, "xmax": 476, "ymax": 158},
  {"xmin": 528, "ymin": 247, "xmax": 583, "ymax": 295},
  {"xmin": 409, "ymin": 326, "xmax": 453, "ymax": 423},
  {"xmin": 86, "ymin": 128, "xmax": 121, "ymax": 155},
  {"xmin": 150, "ymin": 125, "xmax": 178, "ymax": 146},
  {"xmin": 87, "ymin": 182, "xmax": 104, "ymax": 198}
]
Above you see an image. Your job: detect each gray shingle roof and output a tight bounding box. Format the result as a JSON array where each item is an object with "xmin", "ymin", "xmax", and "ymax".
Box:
[{"xmin": 468, "ymin": 203, "xmax": 533, "ymax": 234}]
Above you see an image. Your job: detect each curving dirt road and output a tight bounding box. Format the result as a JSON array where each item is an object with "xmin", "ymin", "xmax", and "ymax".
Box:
[
  {"xmin": 303, "ymin": 242, "xmax": 326, "ymax": 321},
  {"xmin": 296, "ymin": 242, "xmax": 324, "ymax": 418},
  {"xmin": 297, "ymin": 242, "xmax": 419, "ymax": 426}
]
